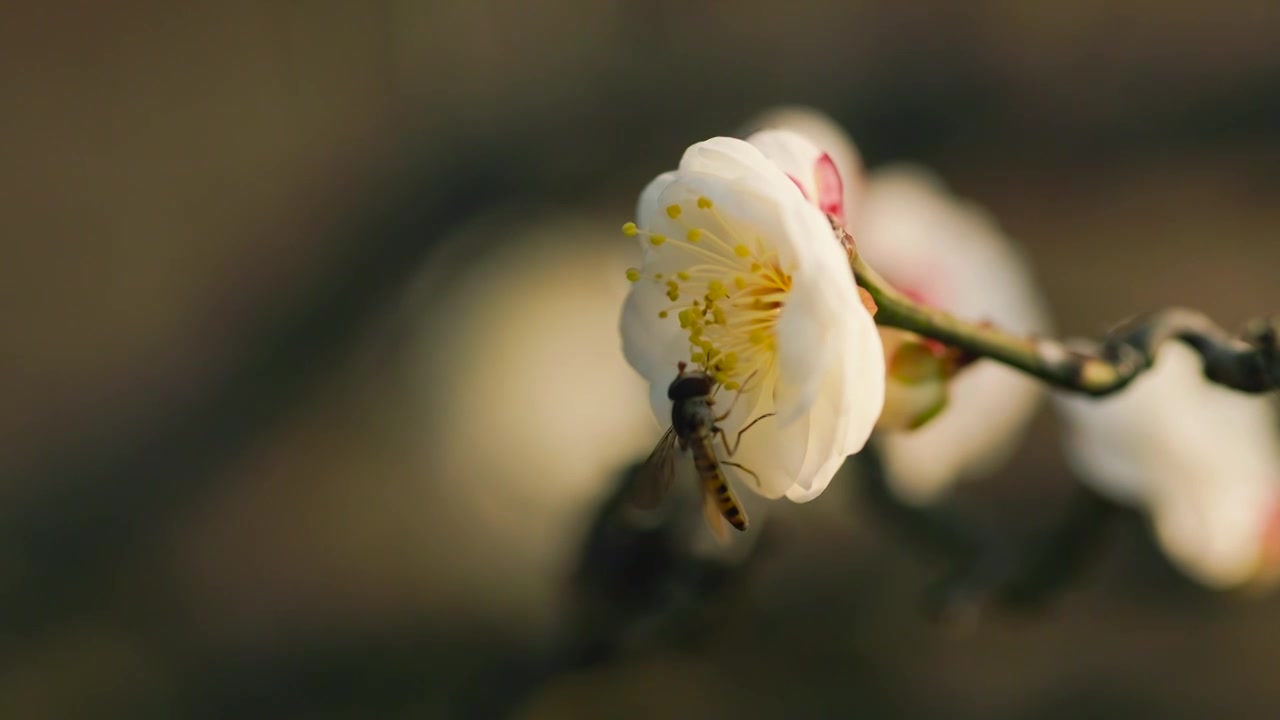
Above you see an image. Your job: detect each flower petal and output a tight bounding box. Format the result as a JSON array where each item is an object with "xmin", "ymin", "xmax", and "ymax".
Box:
[
  {"xmin": 771, "ymin": 173, "xmax": 876, "ymax": 426},
  {"xmin": 636, "ymin": 171, "xmax": 678, "ymax": 232},
  {"xmin": 837, "ymin": 285, "xmax": 887, "ymax": 455},
  {"xmin": 742, "ymin": 106, "xmax": 867, "ymax": 222},
  {"xmin": 746, "ymin": 129, "xmax": 844, "ymax": 223},
  {"xmin": 619, "ymin": 274, "xmax": 686, "ymax": 386},
  {"xmin": 679, "ymin": 137, "xmax": 801, "ymax": 200},
  {"xmin": 718, "ymin": 373, "xmax": 811, "ymax": 499},
  {"xmin": 785, "ymin": 292, "xmax": 886, "ymax": 502}
]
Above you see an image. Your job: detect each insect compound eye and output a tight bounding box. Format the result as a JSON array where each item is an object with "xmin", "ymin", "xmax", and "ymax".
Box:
[{"xmin": 668, "ymin": 373, "xmax": 714, "ymax": 401}]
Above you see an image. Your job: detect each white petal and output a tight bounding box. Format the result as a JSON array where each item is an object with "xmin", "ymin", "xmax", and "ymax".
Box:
[
  {"xmin": 725, "ymin": 421, "xmax": 813, "ymax": 499},
  {"xmin": 646, "ymin": 376, "xmax": 672, "ymax": 433},
  {"xmin": 745, "ymin": 129, "xmax": 824, "ymax": 197},
  {"xmin": 679, "ymin": 137, "xmax": 799, "ymax": 199},
  {"xmin": 837, "ymin": 288, "xmax": 887, "ymax": 454},
  {"xmin": 619, "ymin": 277, "xmax": 686, "ymax": 387},
  {"xmin": 771, "ymin": 279, "xmax": 836, "ymax": 426},
  {"xmin": 783, "ymin": 341, "xmax": 848, "ymax": 501},
  {"xmin": 741, "ymin": 106, "xmax": 867, "ymax": 220},
  {"xmin": 785, "ymin": 294, "xmax": 886, "ymax": 502},
  {"xmin": 771, "ymin": 177, "xmax": 876, "ymax": 426},
  {"xmin": 636, "ymin": 171, "xmax": 678, "ymax": 229}
]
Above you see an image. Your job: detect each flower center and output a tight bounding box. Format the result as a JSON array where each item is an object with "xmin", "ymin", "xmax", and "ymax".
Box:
[{"xmin": 625, "ymin": 196, "xmax": 793, "ymax": 390}]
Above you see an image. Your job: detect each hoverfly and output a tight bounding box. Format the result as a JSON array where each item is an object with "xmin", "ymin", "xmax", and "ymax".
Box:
[{"xmin": 631, "ymin": 362, "xmax": 773, "ymax": 539}]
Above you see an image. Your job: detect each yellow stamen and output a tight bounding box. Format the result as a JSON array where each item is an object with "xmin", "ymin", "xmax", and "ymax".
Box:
[
  {"xmin": 697, "ymin": 196, "xmax": 713, "ymax": 209},
  {"xmin": 622, "ymin": 222, "xmax": 638, "ymax": 236},
  {"xmin": 666, "ymin": 204, "xmax": 682, "ymax": 219},
  {"xmin": 625, "ymin": 267, "xmax": 640, "ymax": 282}
]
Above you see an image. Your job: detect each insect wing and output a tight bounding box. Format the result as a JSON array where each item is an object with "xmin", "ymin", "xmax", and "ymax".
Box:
[{"xmin": 630, "ymin": 427, "xmax": 679, "ymax": 509}]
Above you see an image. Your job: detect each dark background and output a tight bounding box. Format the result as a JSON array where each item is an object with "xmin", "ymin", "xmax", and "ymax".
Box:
[{"xmin": 3, "ymin": 2, "xmax": 1280, "ymax": 717}]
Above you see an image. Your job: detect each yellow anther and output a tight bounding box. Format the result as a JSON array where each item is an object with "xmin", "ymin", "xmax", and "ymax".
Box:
[
  {"xmin": 622, "ymin": 222, "xmax": 638, "ymax": 236},
  {"xmin": 723, "ymin": 380, "xmax": 741, "ymax": 391},
  {"xmin": 687, "ymin": 228, "xmax": 702, "ymax": 242},
  {"xmin": 734, "ymin": 276, "xmax": 747, "ymax": 290},
  {"xmin": 666, "ymin": 279, "xmax": 679, "ymax": 290},
  {"xmin": 712, "ymin": 306, "xmax": 727, "ymax": 325},
  {"xmin": 708, "ymin": 280, "xmax": 725, "ymax": 294},
  {"xmin": 734, "ymin": 244, "xmax": 750, "ymax": 258},
  {"xmin": 691, "ymin": 351, "xmax": 707, "ymax": 364},
  {"xmin": 667, "ymin": 289, "xmax": 680, "ymax": 301},
  {"xmin": 722, "ymin": 351, "xmax": 739, "ymax": 368},
  {"xmin": 658, "ymin": 310, "xmax": 669, "ymax": 319},
  {"xmin": 654, "ymin": 273, "xmax": 663, "ymax": 279},
  {"xmin": 706, "ymin": 348, "xmax": 720, "ymax": 362},
  {"xmin": 666, "ymin": 204, "xmax": 682, "ymax": 219},
  {"xmin": 697, "ymin": 196, "xmax": 713, "ymax": 209},
  {"xmin": 677, "ymin": 271, "xmax": 691, "ymax": 281},
  {"xmin": 714, "ymin": 372, "xmax": 729, "ymax": 385},
  {"xmin": 625, "ymin": 267, "xmax": 640, "ymax": 282},
  {"xmin": 649, "ymin": 234, "xmax": 667, "ymax": 246},
  {"xmin": 750, "ymin": 262, "xmax": 762, "ymax": 272}
]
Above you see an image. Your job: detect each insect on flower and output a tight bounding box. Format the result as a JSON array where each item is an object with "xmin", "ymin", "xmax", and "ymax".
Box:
[
  {"xmin": 631, "ymin": 362, "xmax": 774, "ymax": 539},
  {"xmin": 619, "ymin": 135, "xmax": 886, "ymax": 507}
]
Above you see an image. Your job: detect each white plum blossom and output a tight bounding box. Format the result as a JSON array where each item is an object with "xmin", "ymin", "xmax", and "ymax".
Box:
[
  {"xmin": 619, "ymin": 134, "xmax": 886, "ymax": 503},
  {"xmin": 745, "ymin": 106, "xmax": 1053, "ymax": 505},
  {"xmin": 1056, "ymin": 342, "xmax": 1280, "ymax": 590},
  {"xmin": 854, "ymin": 168, "xmax": 1053, "ymax": 503}
]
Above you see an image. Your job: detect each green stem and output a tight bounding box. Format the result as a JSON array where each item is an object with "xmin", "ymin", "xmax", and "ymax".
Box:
[{"xmin": 849, "ymin": 249, "xmax": 1280, "ymax": 397}]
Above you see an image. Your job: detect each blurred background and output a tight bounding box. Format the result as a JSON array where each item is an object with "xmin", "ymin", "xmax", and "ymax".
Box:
[{"xmin": 4, "ymin": 2, "xmax": 1280, "ymax": 717}]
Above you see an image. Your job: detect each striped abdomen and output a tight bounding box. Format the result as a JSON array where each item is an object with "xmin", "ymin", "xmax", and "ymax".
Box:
[{"xmin": 689, "ymin": 434, "xmax": 748, "ymax": 531}]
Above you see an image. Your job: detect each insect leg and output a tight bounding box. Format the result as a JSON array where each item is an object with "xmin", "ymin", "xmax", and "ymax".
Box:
[
  {"xmin": 713, "ymin": 370, "xmax": 761, "ymax": 419},
  {"xmin": 721, "ymin": 460, "xmax": 762, "ymax": 490},
  {"xmin": 717, "ymin": 412, "xmax": 776, "ymax": 456}
]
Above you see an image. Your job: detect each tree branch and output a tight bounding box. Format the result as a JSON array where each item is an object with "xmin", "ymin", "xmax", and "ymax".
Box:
[{"xmin": 846, "ymin": 233, "xmax": 1280, "ymax": 397}]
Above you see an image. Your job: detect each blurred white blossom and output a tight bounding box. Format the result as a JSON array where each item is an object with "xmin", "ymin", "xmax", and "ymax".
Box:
[
  {"xmin": 747, "ymin": 106, "xmax": 1053, "ymax": 505},
  {"xmin": 411, "ymin": 214, "xmax": 657, "ymax": 633},
  {"xmin": 856, "ymin": 168, "xmax": 1053, "ymax": 503},
  {"xmin": 620, "ymin": 134, "xmax": 885, "ymax": 503},
  {"xmin": 1056, "ymin": 342, "xmax": 1280, "ymax": 590}
]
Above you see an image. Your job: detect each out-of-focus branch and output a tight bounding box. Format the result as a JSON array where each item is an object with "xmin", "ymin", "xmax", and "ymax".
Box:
[{"xmin": 845, "ymin": 229, "xmax": 1280, "ymax": 397}]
